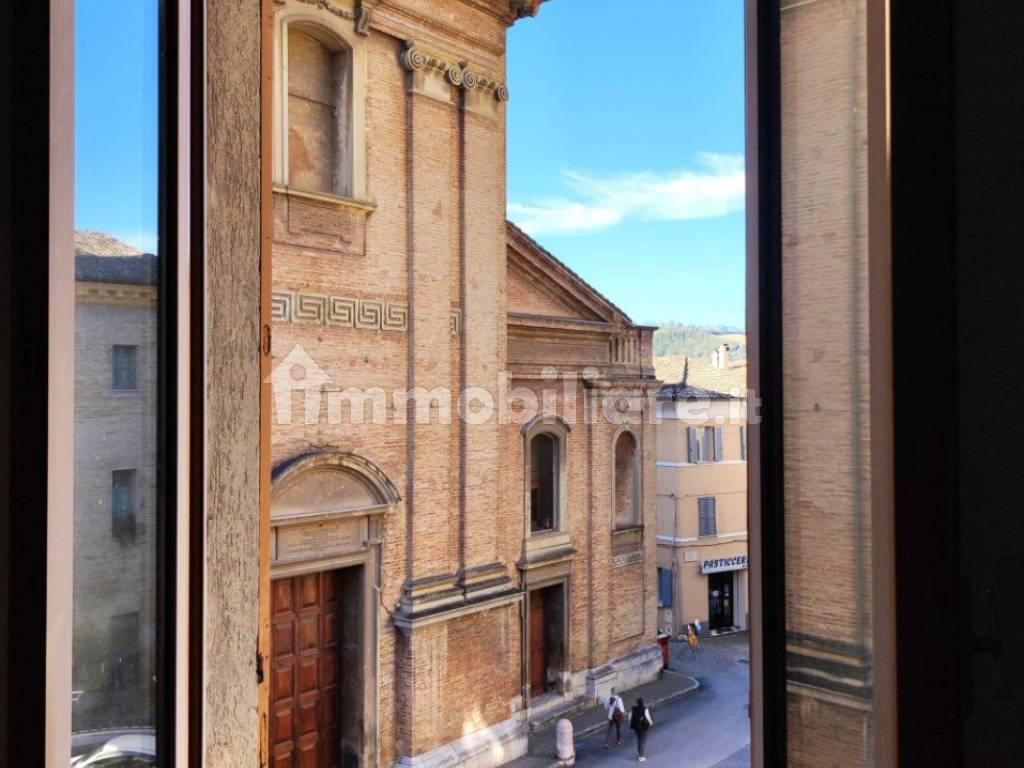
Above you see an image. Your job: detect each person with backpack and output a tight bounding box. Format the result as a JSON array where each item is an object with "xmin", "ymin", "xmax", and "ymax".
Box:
[
  {"xmin": 604, "ymin": 687, "xmax": 626, "ymax": 748},
  {"xmin": 629, "ymin": 696, "xmax": 654, "ymax": 762}
]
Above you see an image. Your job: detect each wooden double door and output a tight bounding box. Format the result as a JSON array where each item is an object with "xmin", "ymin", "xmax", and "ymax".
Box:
[{"xmin": 271, "ymin": 570, "xmax": 345, "ymax": 768}]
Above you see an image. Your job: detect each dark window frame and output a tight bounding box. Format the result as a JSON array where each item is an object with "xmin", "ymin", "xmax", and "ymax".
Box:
[
  {"xmin": 749, "ymin": 0, "xmax": 788, "ymax": 764},
  {"xmin": 0, "ymin": 0, "xmax": 186, "ymax": 762},
  {"xmin": 12, "ymin": 0, "xmax": 984, "ymax": 764}
]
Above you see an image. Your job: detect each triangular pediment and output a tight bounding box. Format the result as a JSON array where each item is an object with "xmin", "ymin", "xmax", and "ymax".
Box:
[{"xmin": 506, "ymin": 220, "xmax": 632, "ymax": 325}]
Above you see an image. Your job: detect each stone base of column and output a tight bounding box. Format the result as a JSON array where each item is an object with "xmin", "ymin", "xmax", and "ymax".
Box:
[
  {"xmin": 392, "ymin": 713, "xmax": 528, "ymax": 768},
  {"xmin": 576, "ymin": 644, "xmax": 663, "ymax": 704}
]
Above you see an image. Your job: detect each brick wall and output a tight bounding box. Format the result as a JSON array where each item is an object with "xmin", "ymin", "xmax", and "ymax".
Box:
[
  {"xmin": 269, "ymin": 0, "xmax": 657, "ymax": 763},
  {"xmin": 781, "ymin": 0, "xmax": 875, "ymax": 763}
]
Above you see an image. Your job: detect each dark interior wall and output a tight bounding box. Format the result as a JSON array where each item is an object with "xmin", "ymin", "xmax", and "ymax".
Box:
[
  {"xmin": 954, "ymin": 2, "xmax": 1024, "ymax": 765},
  {"xmin": 0, "ymin": 0, "xmax": 10, "ymax": 755},
  {"xmin": 891, "ymin": 0, "xmax": 959, "ymax": 761},
  {"xmin": 894, "ymin": 1, "xmax": 1024, "ymax": 764},
  {"xmin": 541, "ymin": 584, "xmax": 565, "ymax": 687}
]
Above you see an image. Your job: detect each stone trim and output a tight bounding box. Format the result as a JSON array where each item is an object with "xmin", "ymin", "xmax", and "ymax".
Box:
[
  {"xmin": 272, "ymin": 184, "xmax": 376, "ymax": 212},
  {"xmin": 271, "ymin": 449, "xmax": 401, "ymax": 506},
  {"xmin": 785, "ymin": 631, "xmax": 873, "ymax": 702},
  {"xmin": 392, "ymin": 587, "xmax": 523, "ymax": 631},
  {"xmin": 401, "ymin": 39, "xmax": 509, "ymax": 113},
  {"xmin": 393, "ymin": 710, "xmax": 527, "ymax": 768},
  {"xmin": 271, "ymin": 290, "xmax": 409, "ymax": 331},
  {"xmin": 75, "ymin": 281, "xmax": 157, "ymax": 308},
  {"xmin": 576, "ymin": 644, "xmax": 663, "ymax": 704},
  {"xmin": 272, "ymin": 290, "xmax": 462, "ymax": 336},
  {"xmin": 519, "ymin": 556, "xmax": 572, "ymax": 588},
  {"xmin": 272, "ymin": 0, "xmax": 369, "ymax": 198}
]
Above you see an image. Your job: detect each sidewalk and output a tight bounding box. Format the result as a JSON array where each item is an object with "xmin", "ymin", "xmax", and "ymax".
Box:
[{"xmin": 502, "ymin": 669, "xmax": 699, "ymax": 767}]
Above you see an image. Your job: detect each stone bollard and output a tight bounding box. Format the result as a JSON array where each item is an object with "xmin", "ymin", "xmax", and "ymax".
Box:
[{"xmin": 555, "ymin": 717, "xmax": 575, "ymax": 765}]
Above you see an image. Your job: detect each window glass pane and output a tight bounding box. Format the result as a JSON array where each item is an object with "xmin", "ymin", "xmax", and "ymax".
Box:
[
  {"xmin": 781, "ymin": 0, "xmax": 877, "ymax": 761},
  {"xmin": 112, "ymin": 345, "xmax": 138, "ymax": 390},
  {"xmin": 530, "ymin": 434, "xmax": 556, "ymax": 532},
  {"xmin": 72, "ymin": 0, "xmax": 160, "ymax": 759}
]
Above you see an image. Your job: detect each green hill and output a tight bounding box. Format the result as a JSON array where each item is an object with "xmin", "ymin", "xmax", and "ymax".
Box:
[{"xmin": 651, "ymin": 323, "xmax": 746, "ymax": 361}]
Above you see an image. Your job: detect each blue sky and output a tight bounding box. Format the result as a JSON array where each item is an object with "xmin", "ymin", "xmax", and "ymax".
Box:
[
  {"xmin": 73, "ymin": 0, "xmax": 745, "ymax": 327},
  {"xmin": 75, "ymin": 0, "xmax": 159, "ymax": 254},
  {"xmin": 507, "ymin": 0, "xmax": 745, "ymax": 328}
]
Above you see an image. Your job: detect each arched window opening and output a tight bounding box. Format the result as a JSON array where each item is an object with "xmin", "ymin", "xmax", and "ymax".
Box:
[
  {"xmin": 614, "ymin": 430, "xmax": 640, "ymax": 528},
  {"xmin": 286, "ymin": 23, "xmax": 352, "ymax": 196},
  {"xmin": 530, "ymin": 433, "xmax": 558, "ymax": 533}
]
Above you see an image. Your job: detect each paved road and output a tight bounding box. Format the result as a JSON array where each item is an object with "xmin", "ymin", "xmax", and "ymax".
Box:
[{"xmin": 569, "ymin": 634, "xmax": 751, "ymax": 768}]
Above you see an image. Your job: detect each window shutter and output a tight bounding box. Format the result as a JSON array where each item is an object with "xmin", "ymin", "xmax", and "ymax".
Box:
[
  {"xmin": 687, "ymin": 427, "xmax": 698, "ymax": 463},
  {"xmin": 714, "ymin": 426, "xmax": 723, "ymax": 462},
  {"xmin": 698, "ymin": 496, "xmax": 717, "ymax": 537},
  {"xmin": 658, "ymin": 568, "xmax": 673, "ymax": 608}
]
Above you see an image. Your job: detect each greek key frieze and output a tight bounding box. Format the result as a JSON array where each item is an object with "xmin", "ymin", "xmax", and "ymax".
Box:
[{"xmin": 272, "ymin": 290, "xmax": 409, "ymax": 333}]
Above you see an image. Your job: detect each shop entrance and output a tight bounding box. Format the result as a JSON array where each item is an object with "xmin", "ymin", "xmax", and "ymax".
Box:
[
  {"xmin": 528, "ymin": 584, "xmax": 566, "ymax": 699},
  {"xmin": 708, "ymin": 571, "xmax": 735, "ymax": 631},
  {"xmin": 270, "ymin": 566, "xmax": 364, "ymax": 768}
]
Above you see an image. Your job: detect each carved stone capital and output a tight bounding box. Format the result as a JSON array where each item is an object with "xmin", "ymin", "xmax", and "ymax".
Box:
[
  {"xmin": 401, "ymin": 41, "xmax": 507, "ymax": 113},
  {"xmin": 458, "ymin": 60, "xmax": 508, "ymax": 117}
]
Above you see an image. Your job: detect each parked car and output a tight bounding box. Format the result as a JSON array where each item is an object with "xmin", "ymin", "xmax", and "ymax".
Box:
[{"xmin": 70, "ymin": 733, "xmax": 155, "ymax": 767}]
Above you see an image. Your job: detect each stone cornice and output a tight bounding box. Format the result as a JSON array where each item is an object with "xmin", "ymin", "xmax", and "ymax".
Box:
[
  {"xmin": 507, "ymin": 0, "xmax": 545, "ymax": 21},
  {"xmin": 370, "ymin": 2, "xmax": 506, "ymax": 60},
  {"xmin": 76, "ymin": 281, "xmax": 157, "ymax": 308}
]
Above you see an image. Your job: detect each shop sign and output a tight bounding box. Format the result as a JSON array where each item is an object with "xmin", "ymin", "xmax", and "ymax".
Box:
[{"xmin": 699, "ymin": 555, "xmax": 748, "ymax": 574}]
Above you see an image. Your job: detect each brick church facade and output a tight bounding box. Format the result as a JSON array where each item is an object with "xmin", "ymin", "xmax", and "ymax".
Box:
[{"xmin": 265, "ymin": 1, "xmax": 660, "ymax": 765}]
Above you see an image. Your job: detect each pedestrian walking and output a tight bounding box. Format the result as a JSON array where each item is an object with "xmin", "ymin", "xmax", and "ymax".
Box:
[
  {"xmin": 629, "ymin": 696, "xmax": 654, "ymax": 762},
  {"xmin": 603, "ymin": 687, "xmax": 626, "ymax": 748}
]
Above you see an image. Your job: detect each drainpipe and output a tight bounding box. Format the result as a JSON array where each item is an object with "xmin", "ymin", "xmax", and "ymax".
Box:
[{"xmin": 671, "ymin": 494, "xmax": 679, "ymax": 637}]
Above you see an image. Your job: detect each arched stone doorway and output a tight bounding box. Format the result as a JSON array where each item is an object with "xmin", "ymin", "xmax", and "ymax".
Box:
[{"xmin": 269, "ymin": 451, "xmax": 398, "ymax": 768}]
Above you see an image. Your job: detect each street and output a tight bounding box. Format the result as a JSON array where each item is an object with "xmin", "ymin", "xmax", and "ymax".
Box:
[{"xmin": 571, "ymin": 633, "xmax": 751, "ymax": 768}]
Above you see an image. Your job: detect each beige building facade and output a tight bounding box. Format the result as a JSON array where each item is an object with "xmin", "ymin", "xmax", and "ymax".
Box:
[
  {"xmin": 71, "ymin": 234, "xmax": 159, "ymax": 739},
  {"xmin": 655, "ymin": 349, "xmax": 748, "ymax": 638},
  {"xmin": 265, "ymin": 1, "xmax": 659, "ymax": 766}
]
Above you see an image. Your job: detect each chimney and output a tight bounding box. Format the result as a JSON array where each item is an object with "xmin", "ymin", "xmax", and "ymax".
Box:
[{"xmin": 715, "ymin": 343, "xmax": 730, "ymax": 369}]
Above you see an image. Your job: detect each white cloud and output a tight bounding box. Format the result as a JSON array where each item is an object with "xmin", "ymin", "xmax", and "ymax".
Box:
[{"xmin": 508, "ymin": 152, "xmax": 745, "ymax": 237}]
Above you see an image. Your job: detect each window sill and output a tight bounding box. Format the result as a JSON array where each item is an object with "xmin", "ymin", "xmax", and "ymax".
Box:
[
  {"xmin": 613, "ymin": 523, "xmax": 644, "ymax": 534},
  {"xmin": 272, "ymin": 184, "xmax": 376, "ymax": 213}
]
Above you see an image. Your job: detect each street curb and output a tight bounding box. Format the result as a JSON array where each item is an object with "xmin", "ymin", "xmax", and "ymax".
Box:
[
  {"xmin": 510, "ymin": 672, "xmax": 703, "ymax": 767},
  {"xmin": 571, "ymin": 672, "xmax": 701, "ymax": 740}
]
